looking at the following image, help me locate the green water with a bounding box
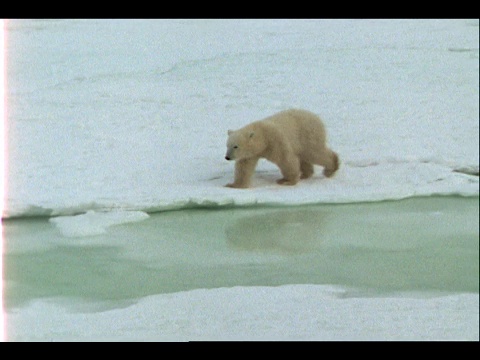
[3,196,479,312]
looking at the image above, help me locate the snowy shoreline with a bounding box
[3,191,479,220]
[7,285,479,341]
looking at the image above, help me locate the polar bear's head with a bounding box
[225,128,263,161]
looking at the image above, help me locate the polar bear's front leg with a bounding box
[226,158,259,189]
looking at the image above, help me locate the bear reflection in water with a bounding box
[225,208,327,253]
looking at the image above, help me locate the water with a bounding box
[5,197,478,312]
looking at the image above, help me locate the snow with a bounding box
[3,19,479,341]
[48,210,149,237]
[7,285,479,341]
[4,19,479,218]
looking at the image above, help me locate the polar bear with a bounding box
[225,108,339,188]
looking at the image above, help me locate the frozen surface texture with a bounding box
[7,285,479,341]
[4,19,479,342]
[5,19,479,218]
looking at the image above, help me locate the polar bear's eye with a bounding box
[233,145,239,149]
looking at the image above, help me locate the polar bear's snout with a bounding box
[225,148,235,161]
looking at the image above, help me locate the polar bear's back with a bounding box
[261,108,328,154]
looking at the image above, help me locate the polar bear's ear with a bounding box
[228,130,233,135]
[249,132,255,138]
